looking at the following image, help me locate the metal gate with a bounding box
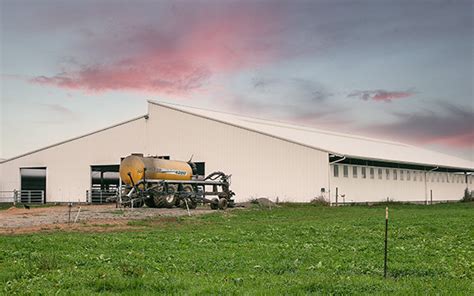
[0,190,45,204]
[86,190,118,204]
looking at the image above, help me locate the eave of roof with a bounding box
[0,115,148,164]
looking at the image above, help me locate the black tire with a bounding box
[210,198,219,210]
[189,198,198,209]
[182,184,193,194]
[132,199,144,208]
[218,198,228,210]
[180,197,197,210]
[144,197,156,208]
[154,195,173,208]
[154,185,177,208]
[177,185,194,207]
[144,189,159,208]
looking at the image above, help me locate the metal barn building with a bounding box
[1,100,472,204]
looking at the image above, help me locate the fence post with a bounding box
[430,190,433,205]
[13,190,17,205]
[28,191,31,204]
[41,191,45,204]
[335,187,338,206]
[384,207,389,278]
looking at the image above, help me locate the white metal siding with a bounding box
[146,104,329,202]
[0,118,147,202]
[329,164,468,203]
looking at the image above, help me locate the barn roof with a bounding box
[152,101,473,171]
[0,115,147,164]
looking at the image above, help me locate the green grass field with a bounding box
[1,203,473,295]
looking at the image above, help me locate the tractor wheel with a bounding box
[154,185,177,208]
[132,199,144,208]
[218,198,228,210]
[180,197,197,209]
[176,185,194,207]
[182,184,194,194]
[210,198,219,210]
[144,197,156,208]
[144,189,159,208]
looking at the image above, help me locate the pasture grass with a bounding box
[1,203,473,295]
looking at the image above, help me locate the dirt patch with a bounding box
[0,204,214,235]
[6,206,24,213]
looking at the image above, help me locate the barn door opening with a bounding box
[90,165,120,203]
[20,167,46,203]
[195,162,205,177]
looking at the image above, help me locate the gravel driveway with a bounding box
[0,204,215,234]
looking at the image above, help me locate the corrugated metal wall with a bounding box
[146,103,329,202]
[0,118,147,202]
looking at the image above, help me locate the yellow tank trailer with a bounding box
[120,154,193,183]
[118,154,234,210]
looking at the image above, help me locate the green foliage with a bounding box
[310,196,330,206]
[461,188,473,202]
[0,203,473,295]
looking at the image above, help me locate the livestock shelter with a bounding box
[1,101,472,204]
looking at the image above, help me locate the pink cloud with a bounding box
[372,90,413,101]
[31,62,212,94]
[424,131,474,148]
[348,89,415,102]
[30,6,283,94]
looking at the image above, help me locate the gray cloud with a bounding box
[219,76,347,129]
[290,78,333,102]
[251,76,277,91]
[250,76,333,102]
[348,89,416,102]
[361,102,474,148]
[41,103,74,116]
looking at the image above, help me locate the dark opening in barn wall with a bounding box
[195,162,205,176]
[328,155,469,173]
[20,167,46,203]
[90,165,120,203]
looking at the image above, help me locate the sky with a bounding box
[1,0,473,161]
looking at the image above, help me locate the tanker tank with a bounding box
[119,154,193,184]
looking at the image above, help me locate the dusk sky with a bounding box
[1,0,473,160]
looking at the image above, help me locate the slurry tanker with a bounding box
[117,154,235,210]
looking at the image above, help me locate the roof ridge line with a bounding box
[149,99,411,147]
[148,100,342,156]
